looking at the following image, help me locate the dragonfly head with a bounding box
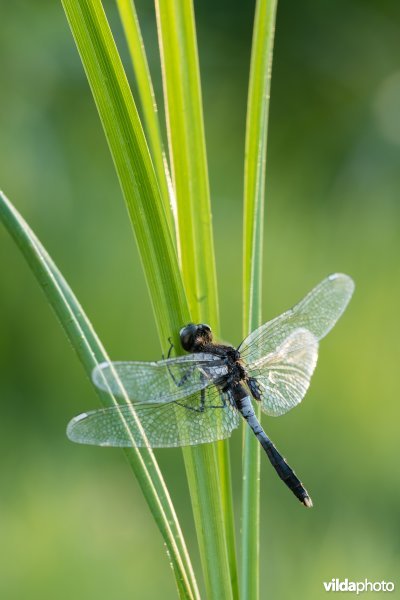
[179,323,213,352]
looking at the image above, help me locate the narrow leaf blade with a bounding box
[242,1,278,599]
[116,0,177,241]
[155,1,237,597]
[0,191,199,600]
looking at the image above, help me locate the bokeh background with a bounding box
[1,0,399,598]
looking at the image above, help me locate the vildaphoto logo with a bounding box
[323,579,395,594]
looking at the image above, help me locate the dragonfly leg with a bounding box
[167,337,174,359]
[167,367,196,388]
[198,386,226,410]
[173,397,204,413]
[174,388,227,412]
[161,337,175,360]
[164,353,197,390]
[207,393,227,409]
[170,377,207,412]
[200,387,206,411]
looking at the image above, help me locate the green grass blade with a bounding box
[215,441,238,597]
[155,2,237,597]
[61,0,186,349]
[115,0,176,240]
[0,191,199,600]
[242,1,278,599]
[154,0,219,323]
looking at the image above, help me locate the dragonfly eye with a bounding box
[179,323,198,351]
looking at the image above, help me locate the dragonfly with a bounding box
[67,273,354,507]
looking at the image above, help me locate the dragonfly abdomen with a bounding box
[234,392,313,508]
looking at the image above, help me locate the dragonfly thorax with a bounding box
[180,324,247,384]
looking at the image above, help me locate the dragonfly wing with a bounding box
[239,273,354,363]
[67,387,240,448]
[92,353,228,404]
[247,328,318,416]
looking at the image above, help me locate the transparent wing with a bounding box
[67,387,240,448]
[248,328,318,416]
[92,353,228,404]
[239,273,354,363]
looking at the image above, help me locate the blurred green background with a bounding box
[1,0,399,598]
